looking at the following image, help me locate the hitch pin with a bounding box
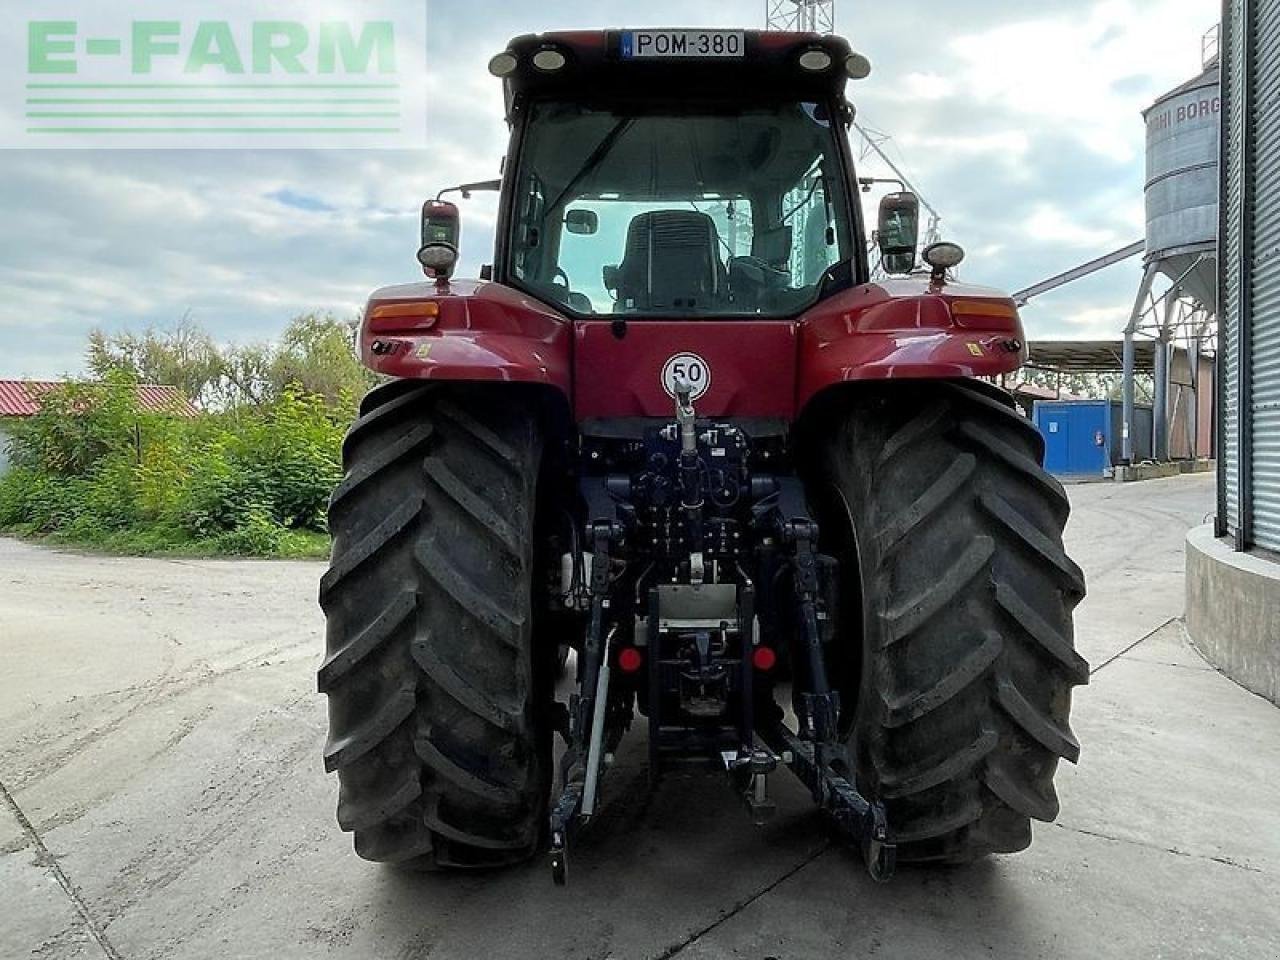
[674,376,697,457]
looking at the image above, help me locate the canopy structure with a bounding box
[1026,340,1158,374]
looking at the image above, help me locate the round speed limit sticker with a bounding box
[661,353,712,401]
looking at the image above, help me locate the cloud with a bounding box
[0,0,1219,377]
[1025,204,1125,251]
[269,189,337,212]
[848,0,1215,339]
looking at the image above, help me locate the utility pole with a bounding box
[766,0,836,33]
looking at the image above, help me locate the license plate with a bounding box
[622,30,745,59]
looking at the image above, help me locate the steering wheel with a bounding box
[554,267,571,288]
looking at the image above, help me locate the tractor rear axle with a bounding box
[548,382,895,885]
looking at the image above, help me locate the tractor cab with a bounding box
[489,31,873,320]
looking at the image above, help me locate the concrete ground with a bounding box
[2,472,1277,960]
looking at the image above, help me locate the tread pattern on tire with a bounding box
[319,380,548,869]
[819,379,1087,863]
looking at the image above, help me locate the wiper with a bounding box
[544,117,634,215]
[781,165,824,224]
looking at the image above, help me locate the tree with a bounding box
[87,316,224,408]
[1017,367,1153,403]
[86,312,378,411]
[268,313,378,407]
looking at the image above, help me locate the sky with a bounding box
[0,0,1217,378]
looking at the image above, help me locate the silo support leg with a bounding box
[1154,336,1170,462]
[1122,334,1137,464]
[1122,263,1159,465]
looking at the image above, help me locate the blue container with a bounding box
[1034,401,1111,476]
[1033,399,1155,475]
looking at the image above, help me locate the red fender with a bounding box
[796,278,1028,413]
[358,277,1027,424]
[360,280,572,397]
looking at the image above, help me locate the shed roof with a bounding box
[1009,383,1086,402]
[0,380,198,418]
[1026,340,1158,374]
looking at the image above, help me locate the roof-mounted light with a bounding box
[418,242,459,283]
[799,48,833,72]
[532,48,567,72]
[488,51,519,77]
[846,53,872,79]
[923,242,966,272]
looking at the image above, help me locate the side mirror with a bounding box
[421,200,460,280]
[565,209,599,235]
[877,191,920,275]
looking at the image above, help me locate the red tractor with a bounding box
[319,29,1087,883]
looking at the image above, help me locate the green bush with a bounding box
[212,508,287,556]
[0,468,89,534]
[7,374,142,476]
[0,378,346,559]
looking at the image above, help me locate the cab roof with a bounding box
[497,31,859,119]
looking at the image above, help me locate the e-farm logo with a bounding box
[4,2,427,149]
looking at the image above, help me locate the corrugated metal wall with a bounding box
[1220,0,1243,537]
[1252,0,1280,548]
[1221,0,1280,553]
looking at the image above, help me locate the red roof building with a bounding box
[0,380,198,418]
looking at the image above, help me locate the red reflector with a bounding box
[752,646,777,672]
[618,647,643,673]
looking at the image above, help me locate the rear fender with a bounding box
[360,280,572,400]
[796,278,1028,414]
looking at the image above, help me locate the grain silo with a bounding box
[1121,40,1219,465]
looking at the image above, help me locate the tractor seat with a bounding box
[606,211,727,312]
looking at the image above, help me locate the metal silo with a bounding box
[1144,61,1220,306]
[1121,37,1220,465]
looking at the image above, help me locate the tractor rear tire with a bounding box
[319,380,551,869]
[816,379,1088,863]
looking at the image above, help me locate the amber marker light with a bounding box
[369,301,440,330]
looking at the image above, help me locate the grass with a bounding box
[2,524,332,561]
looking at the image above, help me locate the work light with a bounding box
[799,49,833,72]
[417,243,459,280]
[923,242,966,271]
[532,48,567,72]
[846,53,872,79]
[488,51,519,77]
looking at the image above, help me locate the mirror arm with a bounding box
[858,176,906,195]
[437,179,503,202]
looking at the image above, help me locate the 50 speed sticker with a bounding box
[661,353,711,401]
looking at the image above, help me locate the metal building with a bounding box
[1121,35,1220,465]
[1218,0,1280,552]
[1185,1,1280,709]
